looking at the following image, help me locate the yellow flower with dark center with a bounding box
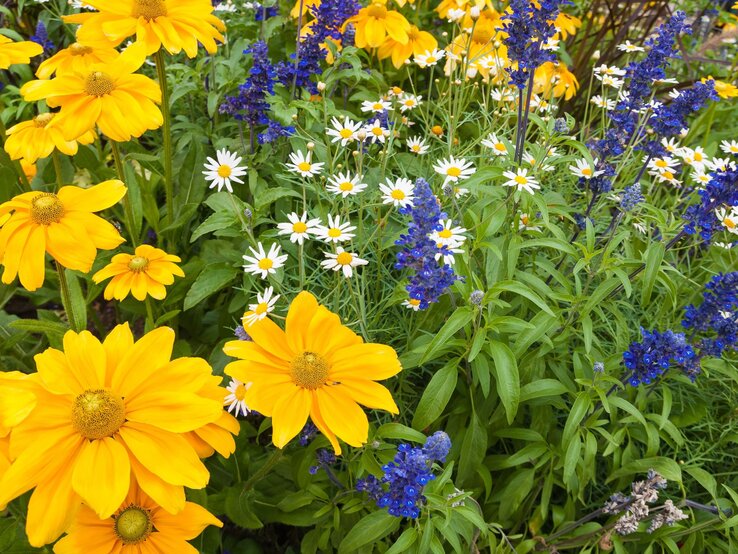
[223,291,401,455]
[0,324,227,546]
[347,0,411,49]
[92,244,184,301]
[0,36,43,69]
[20,43,162,142]
[36,40,119,79]
[64,0,226,57]
[5,113,96,164]
[378,24,437,69]
[53,480,222,554]
[0,180,126,291]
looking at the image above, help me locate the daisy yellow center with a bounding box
[514,175,528,185]
[258,258,273,270]
[694,152,703,162]
[339,128,353,138]
[662,171,674,180]
[69,43,93,56]
[85,71,114,97]
[409,299,420,306]
[521,215,530,225]
[336,252,353,265]
[366,3,387,18]
[290,352,329,390]
[494,143,506,151]
[404,99,415,107]
[234,383,247,401]
[725,218,736,229]
[339,181,354,191]
[655,160,668,168]
[127,256,149,272]
[438,229,452,238]
[72,389,126,440]
[391,189,406,200]
[114,506,153,545]
[255,302,269,314]
[30,193,64,226]
[446,167,462,177]
[426,56,437,63]
[372,127,384,136]
[33,113,54,127]
[391,87,403,95]
[131,0,168,20]
[581,167,592,176]
[372,103,384,110]
[298,161,312,172]
[217,164,232,178]
[411,145,421,152]
[327,228,341,238]
[292,221,308,233]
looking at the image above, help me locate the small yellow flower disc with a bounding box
[446,167,461,177]
[131,0,168,19]
[85,71,115,97]
[127,256,149,272]
[258,258,273,270]
[114,506,153,545]
[69,43,93,56]
[336,252,353,265]
[290,352,329,390]
[217,164,232,178]
[297,162,312,172]
[292,222,307,233]
[30,193,64,226]
[71,389,126,440]
[391,189,405,200]
[327,228,341,238]
[33,113,54,127]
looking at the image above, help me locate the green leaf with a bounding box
[338,511,400,554]
[490,280,554,316]
[685,466,717,498]
[562,392,590,446]
[641,242,664,304]
[488,341,519,424]
[607,457,682,484]
[191,210,238,242]
[224,488,263,529]
[563,433,581,488]
[183,264,238,311]
[419,307,473,364]
[9,319,68,338]
[65,269,87,332]
[519,379,568,402]
[458,413,487,484]
[385,528,417,554]
[412,361,458,430]
[375,423,426,444]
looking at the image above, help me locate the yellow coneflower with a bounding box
[20,43,162,142]
[65,0,226,57]
[223,291,401,455]
[5,113,96,164]
[378,25,437,68]
[0,180,126,291]
[347,0,411,49]
[36,39,119,79]
[0,36,43,69]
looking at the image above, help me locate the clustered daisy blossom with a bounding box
[321,247,368,278]
[203,148,247,193]
[242,242,288,278]
[502,168,541,195]
[243,286,280,326]
[277,211,321,245]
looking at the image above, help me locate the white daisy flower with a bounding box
[276,211,321,245]
[502,168,541,195]
[320,247,368,278]
[434,241,464,265]
[242,242,288,279]
[633,222,648,234]
[407,136,429,155]
[326,116,362,146]
[203,148,247,193]
[481,133,509,156]
[661,137,680,153]
[518,212,541,232]
[569,158,603,180]
[692,171,712,187]
[491,88,516,103]
[447,7,465,21]
[617,40,645,52]
[363,119,390,144]
[720,140,738,155]
[403,298,422,311]
[594,64,626,77]
[453,186,470,198]
[707,157,737,172]
[715,207,738,235]
[414,48,445,68]
[399,94,422,112]
[522,152,555,172]
[654,169,681,186]
[542,37,560,51]
[224,378,250,417]
[601,75,624,89]
[379,177,415,208]
[326,172,367,197]
[679,146,707,168]
[286,150,324,177]
[590,95,616,110]
[714,241,734,250]
[314,214,356,243]
[647,156,679,175]
[654,77,678,85]
[387,86,405,97]
[431,219,467,247]
[400,115,415,128]
[243,286,280,327]
[360,99,391,113]
[433,156,476,184]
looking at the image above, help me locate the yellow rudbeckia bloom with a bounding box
[224,291,401,455]
[291,0,320,18]
[64,0,226,57]
[92,244,184,301]
[5,113,96,164]
[378,25,437,68]
[0,180,126,291]
[347,0,411,49]
[36,40,119,79]
[54,481,222,554]
[0,324,227,546]
[184,376,240,459]
[0,36,43,69]
[534,61,579,100]
[20,43,162,142]
[702,76,738,99]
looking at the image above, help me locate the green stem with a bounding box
[154,50,174,238]
[145,297,155,331]
[52,151,64,188]
[243,449,283,492]
[110,141,139,247]
[56,262,81,332]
